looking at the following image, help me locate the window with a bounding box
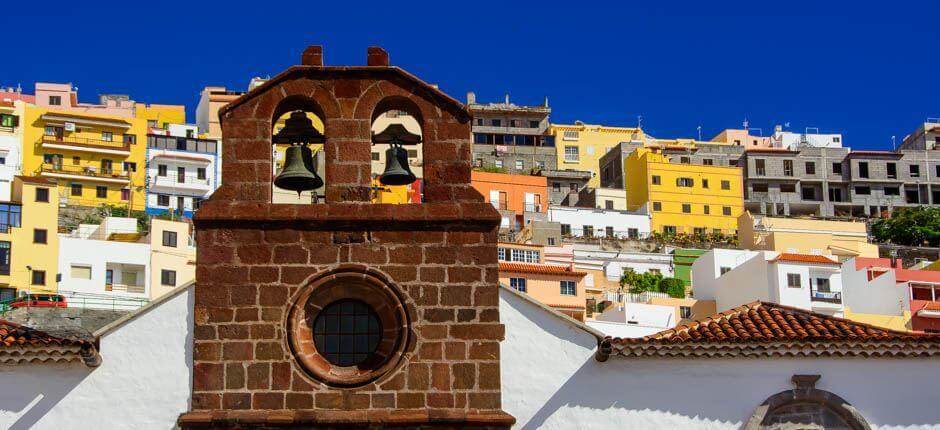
[783,159,793,176]
[96,186,107,198]
[679,156,690,164]
[490,119,501,127]
[35,188,49,202]
[832,136,841,143]
[48,95,61,105]
[0,242,10,275]
[123,134,136,144]
[722,206,732,216]
[628,228,639,239]
[677,177,694,187]
[910,164,921,178]
[106,269,114,285]
[177,196,185,211]
[702,179,709,188]
[177,167,186,183]
[703,205,710,215]
[752,183,768,193]
[605,200,614,210]
[564,146,579,162]
[514,160,524,170]
[729,159,739,167]
[786,273,801,288]
[887,163,897,179]
[71,265,92,280]
[755,159,766,176]
[0,113,18,128]
[858,161,869,178]
[33,229,47,244]
[720,266,732,275]
[161,269,177,286]
[101,159,113,174]
[679,306,692,319]
[560,280,576,296]
[815,277,831,293]
[71,183,82,196]
[157,194,170,206]
[121,188,131,201]
[780,184,796,193]
[494,159,503,169]
[163,230,178,247]
[561,224,571,236]
[652,175,661,185]
[854,186,871,195]
[884,186,900,196]
[158,164,167,176]
[832,162,842,175]
[801,187,816,201]
[0,204,22,230]
[682,204,691,213]
[529,120,539,128]
[535,160,545,169]
[31,270,46,285]
[509,278,527,293]
[371,152,380,161]
[552,182,561,192]
[702,158,713,166]
[72,156,80,165]
[805,161,816,175]
[662,226,677,235]
[605,226,614,237]
[510,120,520,128]
[721,180,730,190]
[311,299,381,366]
[101,131,113,142]
[569,183,578,192]
[508,248,539,263]
[563,130,579,140]
[123,162,136,172]
[652,202,662,211]
[583,225,594,237]
[936,165,940,178]
[693,227,706,236]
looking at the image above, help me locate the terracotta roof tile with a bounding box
[0,319,87,348]
[498,262,586,277]
[604,302,940,359]
[771,253,840,265]
[0,319,98,366]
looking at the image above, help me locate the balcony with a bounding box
[39,163,132,184]
[149,174,212,193]
[40,135,131,156]
[105,283,146,294]
[810,290,843,312]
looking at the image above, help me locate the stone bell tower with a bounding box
[178,46,514,428]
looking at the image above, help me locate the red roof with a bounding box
[921,302,940,311]
[605,302,940,358]
[499,262,586,277]
[770,253,840,265]
[854,257,893,270]
[852,257,940,284]
[0,319,88,348]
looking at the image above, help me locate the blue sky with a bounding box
[4,1,940,149]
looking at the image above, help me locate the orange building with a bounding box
[499,261,587,320]
[471,171,547,231]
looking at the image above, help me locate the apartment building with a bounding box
[841,257,940,332]
[601,147,744,235]
[21,83,185,211]
[769,125,844,150]
[549,205,651,240]
[146,124,220,217]
[0,100,24,200]
[737,212,877,259]
[0,177,59,299]
[196,85,247,139]
[148,218,195,300]
[497,242,587,320]
[468,93,554,174]
[552,122,645,187]
[711,128,769,148]
[471,170,547,231]
[537,169,592,206]
[692,249,845,317]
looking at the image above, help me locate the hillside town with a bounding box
[1,45,940,429]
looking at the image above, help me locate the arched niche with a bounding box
[369,96,425,204]
[745,375,871,430]
[271,95,327,204]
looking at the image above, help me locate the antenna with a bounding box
[892,135,896,150]
[637,115,643,130]
[697,125,702,141]
[742,118,749,130]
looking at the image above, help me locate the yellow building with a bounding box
[737,212,878,260]
[551,123,645,187]
[624,148,744,235]
[0,177,60,297]
[149,218,196,300]
[21,83,184,211]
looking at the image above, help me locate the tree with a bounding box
[657,277,686,298]
[619,270,663,294]
[871,206,940,247]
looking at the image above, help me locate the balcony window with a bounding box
[509,277,527,293]
[123,162,136,172]
[529,120,540,128]
[680,156,690,164]
[101,131,113,142]
[781,184,796,193]
[490,119,501,127]
[802,187,816,201]
[123,134,136,144]
[703,158,713,166]
[101,159,113,175]
[72,156,80,165]
[0,205,23,230]
[560,280,576,296]
[198,168,207,180]
[158,165,167,177]
[475,119,483,126]
[563,130,579,141]
[510,120,520,128]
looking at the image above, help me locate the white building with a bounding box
[572,244,674,279]
[587,300,677,338]
[145,125,220,218]
[770,125,843,149]
[549,205,650,239]
[0,100,24,201]
[692,249,844,316]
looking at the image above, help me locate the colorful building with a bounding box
[0,99,25,200]
[149,218,195,300]
[471,171,547,231]
[21,83,185,211]
[498,241,587,320]
[0,176,59,298]
[623,148,745,235]
[737,211,877,259]
[550,123,645,187]
[672,248,705,289]
[842,257,940,332]
[146,125,220,217]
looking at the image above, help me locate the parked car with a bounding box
[10,294,68,309]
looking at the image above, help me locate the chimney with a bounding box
[366,46,389,66]
[504,93,510,104]
[544,96,549,107]
[301,45,323,66]
[467,91,476,105]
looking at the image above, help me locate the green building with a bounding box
[672,248,705,292]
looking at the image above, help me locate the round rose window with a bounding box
[312,300,382,366]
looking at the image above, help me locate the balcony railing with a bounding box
[604,290,674,304]
[105,283,146,294]
[810,290,842,304]
[40,135,131,151]
[524,203,543,213]
[40,163,132,181]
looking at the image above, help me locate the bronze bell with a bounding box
[373,124,421,186]
[275,145,323,194]
[380,146,417,186]
[273,111,325,145]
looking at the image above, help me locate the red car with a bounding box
[10,294,68,309]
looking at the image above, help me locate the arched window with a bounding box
[370,97,424,204]
[745,375,871,430]
[271,96,326,204]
